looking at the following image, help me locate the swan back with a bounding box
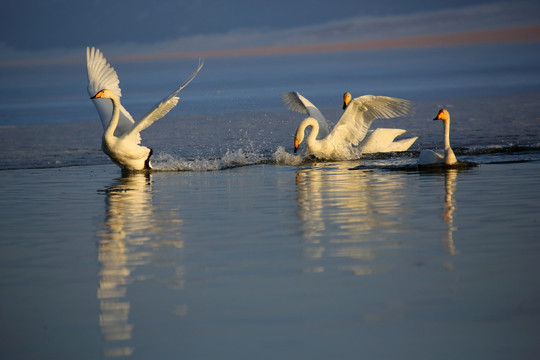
[419,149,444,164]
[360,128,418,154]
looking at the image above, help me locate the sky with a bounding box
[2,0,535,51]
[0,0,539,67]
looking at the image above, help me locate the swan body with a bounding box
[282,92,414,159]
[418,109,457,165]
[359,128,418,154]
[87,47,203,171]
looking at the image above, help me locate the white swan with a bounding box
[86,47,203,170]
[418,109,458,165]
[282,92,414,159]
[359,128,418,154]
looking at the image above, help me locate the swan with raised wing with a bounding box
[418,109,457,165]
[282,92,414,159]
[87,47,203,171]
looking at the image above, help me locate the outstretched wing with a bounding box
[327,95,412,146]
[281,92,329,139]
[86,47,135,135]
[127,58,204,138]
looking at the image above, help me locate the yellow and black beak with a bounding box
[343,92,352,110]
[294,137,300,153]
[90,90,104,99]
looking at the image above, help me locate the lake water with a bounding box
[1,41,540,359]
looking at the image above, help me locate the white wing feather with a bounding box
[327,95,412,146]
[127,58,204,138]
[86,47,135,136]
[281,92,329,139]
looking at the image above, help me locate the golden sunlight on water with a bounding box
[443,170,458,254]
[295,164,461,275]
[441,169,458,271]
[295,163,411,275]
[97,173,184,357]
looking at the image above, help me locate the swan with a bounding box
[282,91,414,159]
[87,47,203,171]
[418,109,457,165]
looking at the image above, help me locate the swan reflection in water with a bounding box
[97,172,184,357]
[295,163,411,275]
[295,163,461,275]
[441,169,458,269]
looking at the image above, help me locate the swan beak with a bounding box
[343,92,352,110]
[294,138,300,153]
[91,90,104,99]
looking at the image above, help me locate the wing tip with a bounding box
[280,91,308,114]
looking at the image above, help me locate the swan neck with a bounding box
[105,95,120,139]
[302,118,320,144]
[443,118,451,150]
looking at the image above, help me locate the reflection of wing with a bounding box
[281,92,329,139]
[86,47,135,136]
[328,95,412,146]
[128,58,204,137]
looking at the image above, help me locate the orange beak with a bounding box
[343,92,352,110]
[294,137,300,153]
[91,90,104,99]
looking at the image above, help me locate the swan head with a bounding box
[343,92,352,110]
[434,108,450,122]
[91,89,115,100]
[294,117,319,153]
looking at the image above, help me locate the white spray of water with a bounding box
[150,146,309,171]
[151,148,266,171]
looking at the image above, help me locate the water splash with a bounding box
[270,146,304,166]
[151,148,265,171]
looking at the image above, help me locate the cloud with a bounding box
[1,2,538,66]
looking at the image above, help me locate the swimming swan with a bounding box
[418,109,457,165]
[282,92,414,159]
[86,47,203,170]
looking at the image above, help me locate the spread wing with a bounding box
[327,95,412,146]
[281,91,329,139]
[86,47,135,136]
[127,58,204,138]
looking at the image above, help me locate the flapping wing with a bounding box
[86,47,135,135]
[327,95,412,146]
[281,92,329,139]
[127,58,204,138]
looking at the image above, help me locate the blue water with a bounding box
[2,42,540,126]
[1,42,540,171]
[1,40,540,359]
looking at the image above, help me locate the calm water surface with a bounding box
[1,161,539,359]
[1,39,540,359]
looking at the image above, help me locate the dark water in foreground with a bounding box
[1,161,539,359]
